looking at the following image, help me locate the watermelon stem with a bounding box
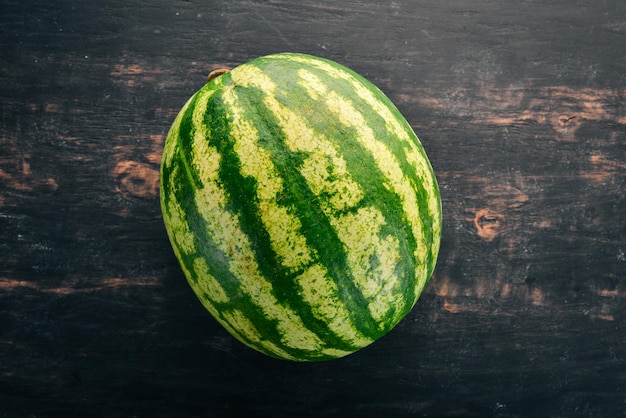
[207,68,231,83]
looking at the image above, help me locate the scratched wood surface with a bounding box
[1,0,625,416]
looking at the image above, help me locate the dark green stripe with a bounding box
[257,61,420,326]
[296,59,440,291]
[163,88,362,360]
[163,87,312,361]
[174,90,206,190]
[232,73,403,339]
[324,64,441,281]
[267,52,441,277]
[358,95,441,280]
[218,84,364,352]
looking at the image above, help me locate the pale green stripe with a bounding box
[232,64,405,327]
[163,167,228,320]
[222,71,373,348]
[276,54,441,271]
[325,88,430,291]
[161,91,234,321]
[294,67,431,304]
[164,164,197,256]
[222,86,362,355]
[188,90,324,353]
[220,88,314,273]
[296,265,373,348]
[191,257,229,303]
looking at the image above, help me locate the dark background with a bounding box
[1,0,625,416]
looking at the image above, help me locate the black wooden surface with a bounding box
[1,1,625,417]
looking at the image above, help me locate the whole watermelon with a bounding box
[160,53,441,361]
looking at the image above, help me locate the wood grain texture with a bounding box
[1,0,625,416]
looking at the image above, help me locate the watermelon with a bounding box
[160,52,441,361]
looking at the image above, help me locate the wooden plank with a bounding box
[1,0,625,416]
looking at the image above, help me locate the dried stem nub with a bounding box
[207,68,231,83]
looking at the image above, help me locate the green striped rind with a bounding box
[160,53,441,361]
